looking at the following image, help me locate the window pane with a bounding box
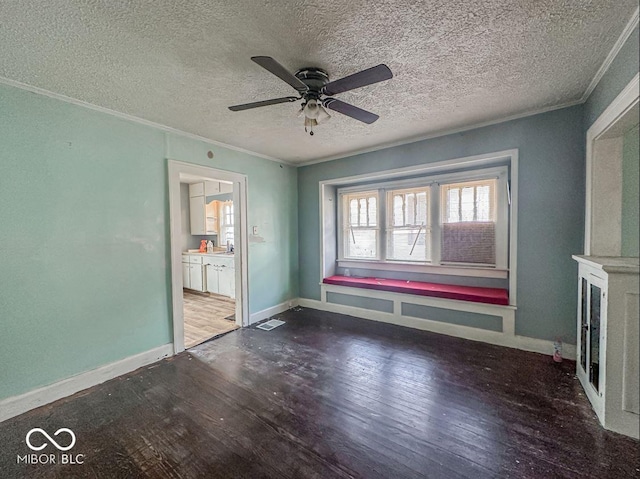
[349,199,358,225]
[358,198,367,226]
[406,193,415,224]
[389,187,429,227]
[345,228,377,258]
[416,192,427,225]
[393,195,403,226]
[460,187,475,221]
[368,197,377,226]
[442,180,496,224]
[476,185,490,221]
[447,188,459,222]
[387,229,429,262]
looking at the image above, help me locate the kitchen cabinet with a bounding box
[189,182,206,235]
[182,262,190,289]
[182,254,205,292]
[189,196,206,235]
[204,255,235,299]
[189,181,229,235]
[573,255,639,438]
[218,264,234,298]
[205,181,233,195]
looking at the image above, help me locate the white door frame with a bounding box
[168,159,250,354]
[584,73,639,255]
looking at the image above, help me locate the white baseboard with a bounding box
[297,298,576,360]
[249,298,299,326]
[0,343,173,423]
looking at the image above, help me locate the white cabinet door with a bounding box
[189,196,205,235]
[218,265,233,298]
[189,264,204,292]
[206,265,220,294]
[182,262,190,289]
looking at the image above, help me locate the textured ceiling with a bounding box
[0,1,636,164]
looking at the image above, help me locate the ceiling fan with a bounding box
[228,56,393,135]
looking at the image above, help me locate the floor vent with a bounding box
[256,319,285,331]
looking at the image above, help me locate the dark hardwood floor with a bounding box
[1,308,638,478]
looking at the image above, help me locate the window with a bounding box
[221,202,234,246]
[342,191,378,259]
[441,179,496,265]
[338,166,508,271]
[387,187,430,262]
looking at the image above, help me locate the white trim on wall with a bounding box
[249,299,299,326]
[318,149,519,306]
[0,344,173,423]
[1,5,635,170]
[584,73,640,254]
[581,7,639,102]
[168,160,251,354]
[299,288,576,360]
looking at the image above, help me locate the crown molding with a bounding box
[299,8,640,168]
[581,6,639,102]
[1,7,637,168]
[296,98,583,167]
[0,76,293,167]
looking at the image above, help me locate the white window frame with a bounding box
[220,201,234,246]
[336,166,510,277]
[385,185,432,262]
[340,190,381,260]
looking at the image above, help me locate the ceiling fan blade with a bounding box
[322,98,379,124]
[323,64,392,96]
[228,96,299,111]
[251,56,308,92]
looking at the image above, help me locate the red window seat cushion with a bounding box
[323,275,509,306]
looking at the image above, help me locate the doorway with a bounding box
[168,160,249,354]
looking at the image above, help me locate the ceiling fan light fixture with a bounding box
[303,99,320,119]
[316,104,331,124]
[302,99,331,132]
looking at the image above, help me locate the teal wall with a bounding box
[584,25,639,128]
[0,21,636,404]
[622,125,640,257]
[0,83,298,401]
[298,105,586,343]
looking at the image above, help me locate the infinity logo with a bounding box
[26,428,76,451]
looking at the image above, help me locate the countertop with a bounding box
[183,250,234,257]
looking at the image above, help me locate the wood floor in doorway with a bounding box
[183,290,237,348]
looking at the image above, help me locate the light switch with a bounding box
[252,226,258,235]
